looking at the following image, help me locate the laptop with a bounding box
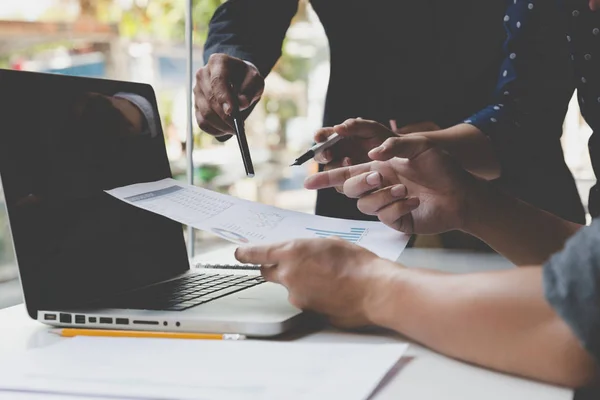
[0,69,303,337]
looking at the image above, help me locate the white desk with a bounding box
[0,249,573,400]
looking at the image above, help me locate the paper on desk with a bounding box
[106,178,410,260]
[0,337,409,400]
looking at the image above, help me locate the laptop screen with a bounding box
[0,70,190,318]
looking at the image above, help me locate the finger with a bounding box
[389,119,398,132]
[314,149,332,164]
[342,171,383,199]
[395,121,440,135]
[314,127,336,143]
[304,162,373,190]
[369,136,433,161]
[235,242,290,265]
[205,55,242,119]
[198,76,236,133]
[323,160,343,172]
[356,185,408,215]
[238,68,265,110]
[333,118,390,139]
[395,124,422,135]
[195,96,234,136]
[260,265,280,284]
[333,159,352,193]
[195,111,222,136]
[202,77,235,126]
[322,160,348,193]
[377,197,420,233]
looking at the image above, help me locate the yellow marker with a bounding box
[50,328,246,341]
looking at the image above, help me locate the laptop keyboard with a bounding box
[113,273,265,311]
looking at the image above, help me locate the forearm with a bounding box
[367,264,597,387]
[462,180,582,265]
[203,0,298,75]
[418,124,500,180]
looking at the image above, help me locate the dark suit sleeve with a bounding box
[203,0,299,77]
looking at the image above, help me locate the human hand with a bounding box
[194,54,264,137]
[313,119,398,192]
[305,135,477,234]
[235,238,397,328]
[314,118,398,167]
[390,120,440,135]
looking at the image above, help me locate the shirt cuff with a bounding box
[463,103,509,136]
[463,104,525,178]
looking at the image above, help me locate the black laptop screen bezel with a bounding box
[0,69,190,319]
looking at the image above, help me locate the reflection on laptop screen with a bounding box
[0,70,189,318]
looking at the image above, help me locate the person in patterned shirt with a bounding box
[236,0,600,394]
[316,0,600,226]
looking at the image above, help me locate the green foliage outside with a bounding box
[77,0,226,43]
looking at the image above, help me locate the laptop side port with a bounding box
[59,313,72,323]
[115,318,129,325]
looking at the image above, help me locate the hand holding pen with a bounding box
[292,119,398,168]
[290,132,344,166]
[194,54,264,139]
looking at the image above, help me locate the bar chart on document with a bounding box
[305,227,367,244]
[106,178,411,260]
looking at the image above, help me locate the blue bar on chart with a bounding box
[305,227,367,244]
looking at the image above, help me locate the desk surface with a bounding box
[0,248,572,400]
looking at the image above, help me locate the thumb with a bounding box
[368,136,434,161]
[333,118,390,139]
[395,121,441,135]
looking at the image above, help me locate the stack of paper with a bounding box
[106,179,410,261]
[0,337,408,400]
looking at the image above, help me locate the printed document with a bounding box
[106,178,410,260]
[0,337,409,400]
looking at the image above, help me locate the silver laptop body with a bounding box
[0,69,302,337]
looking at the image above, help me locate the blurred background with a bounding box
[0,0,594,309]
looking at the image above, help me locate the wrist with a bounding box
[362,258,406,328]
[461,177,497,237]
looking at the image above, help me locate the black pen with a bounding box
[290,133,343,166]
[231,103,255,178]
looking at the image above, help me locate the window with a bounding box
[0,0,328,308]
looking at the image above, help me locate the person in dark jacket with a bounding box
[195,0,584,228]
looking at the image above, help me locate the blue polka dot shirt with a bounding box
[491,0,600,379]
[466,0,600,141]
